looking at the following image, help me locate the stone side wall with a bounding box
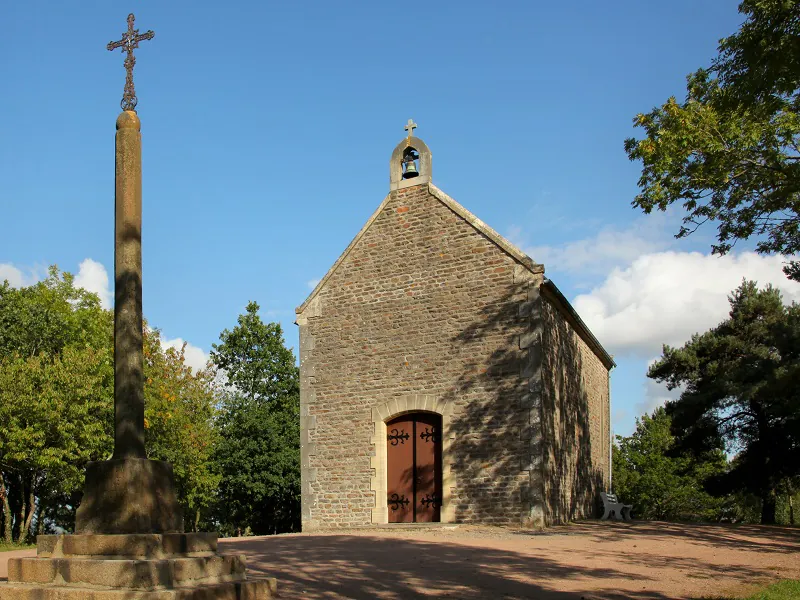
[297,184,537,528]
[539,290,610,525]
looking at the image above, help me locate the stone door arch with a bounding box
[370,395,455,524]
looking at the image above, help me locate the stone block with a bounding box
[421,395,433,412]
[161,534,217,557]
[519,331,538,350]
[1,531,276,599]
[38,533,218,558]
[0,579,277,599]
[75,458,183,534]
[517,298,532,318]
[6,556,57,584]
[520,352,540,379]
[8,555,246,588]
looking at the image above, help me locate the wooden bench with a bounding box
[600,492,633,521]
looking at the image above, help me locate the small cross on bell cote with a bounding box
[390,119,432,191]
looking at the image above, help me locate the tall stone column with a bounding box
[114,109,146,459]
[74,111,183,535]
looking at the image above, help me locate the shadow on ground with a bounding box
[2,522,797,597]
[546,520,800,554]
[225,533,675,600]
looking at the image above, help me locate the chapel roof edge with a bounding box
[295,182,548,317]
[540,278,616,370]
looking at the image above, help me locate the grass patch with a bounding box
[704,580,800,600]
[0,541,34,552]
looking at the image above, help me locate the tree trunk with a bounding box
[16,483,26,543]
[194,509,200,533]
[0,474,12,544]
[21,488,36,543]
[789,495,795,526]
[761,488,777,524]
[34,503,44,537]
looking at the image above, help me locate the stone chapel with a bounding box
[295,122,614,529]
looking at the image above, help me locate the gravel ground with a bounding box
[2,521,798,599]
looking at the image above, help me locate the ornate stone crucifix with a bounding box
[107,13,154,111]
[73,13,183,534]
[105,12,155,462]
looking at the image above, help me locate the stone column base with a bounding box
[75,458,184,534]
[0,532,277,599]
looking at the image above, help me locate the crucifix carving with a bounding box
[405,119,418,138]
[107,13,155,112]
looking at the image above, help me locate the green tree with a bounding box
[0,267,112,358]
[613,407,726,521]
[0,347,113,543]
[144,328,220,531]
[0,266,222,539]
[649,280,800,523]
[625,1,800,279]
[210,301,299,409]
[0,267,112,543]
[210,302,300,535]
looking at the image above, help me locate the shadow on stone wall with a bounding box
[540,293,604,524]
[441,280,603,525]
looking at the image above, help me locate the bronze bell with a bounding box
[402,157,419,179]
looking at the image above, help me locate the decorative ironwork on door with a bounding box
[420,494,441,508]
[419,427,439,443]
[388,493,410,511]
[387,428,410,445]
[386,412,442,523]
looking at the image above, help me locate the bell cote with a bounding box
[390,119,432,191]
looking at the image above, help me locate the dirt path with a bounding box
[2,521,798,599]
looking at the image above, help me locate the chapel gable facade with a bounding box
[295,125,614,529]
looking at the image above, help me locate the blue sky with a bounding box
[2,1,797,437]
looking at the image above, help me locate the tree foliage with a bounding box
[613,407,727,521]
[0,267,220,540]
[144,328,220,532]
[625,1,800,279]
[0,269,301,539]
[0,267,111,358]
[648,280,800,523]
[0,268,113,542]
[210,302,300,535]
[210,301,299,409]
[0,347,113,542]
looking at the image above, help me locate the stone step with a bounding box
[38,533,218,558]
[0,578,277,599]
[7,554,246,588]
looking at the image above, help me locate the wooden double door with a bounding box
[386,412,442,523]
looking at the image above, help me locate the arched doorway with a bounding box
[386,412,442,523]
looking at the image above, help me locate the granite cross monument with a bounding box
[1,14,277,597]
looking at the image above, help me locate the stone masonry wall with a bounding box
[297,184,537,528]
[539,290,610,525]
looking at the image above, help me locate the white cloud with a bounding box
[161,337,210,374]
[525,213,677,277]
[574,251,800,359]
[0,263,39,287]
[3,259,210,374]
[74,258,112,309]
[0,259,111,307]
[307,278,321,290]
